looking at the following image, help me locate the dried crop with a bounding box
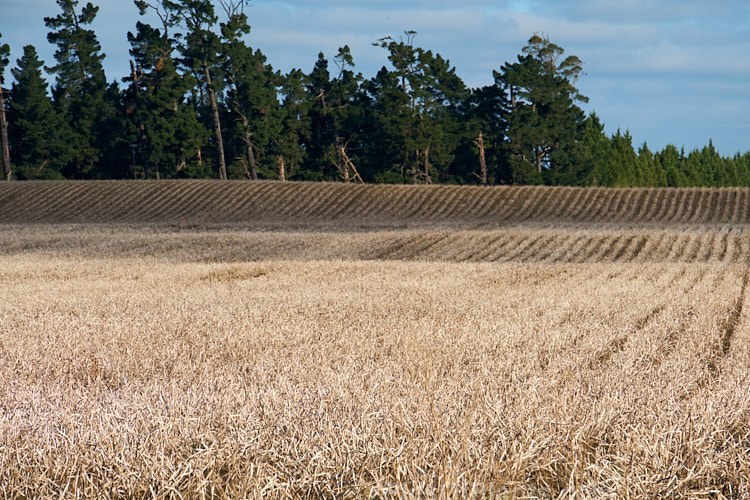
[1,182,749,498]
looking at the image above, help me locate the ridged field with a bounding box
[3,181,750,264]
[1,180,750,226]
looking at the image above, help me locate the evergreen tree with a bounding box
[0,33,11,179]
[305,47,364,181]
[44,0,112,178]
[165,0,230,179]
[553,112,609,186]
[127,1,206,179]
[495,34,586,179]
[306,52,334,177]
[220,8,280,180]
[457,84,510,184]
[373,32,468,183]
[657,144,686,187]
[609,130,639,186]
[275,68,311,180]
[637,143,667,187]
[7,45,72,179]
[361,66,410,183]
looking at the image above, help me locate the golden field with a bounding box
[1,181,750,498]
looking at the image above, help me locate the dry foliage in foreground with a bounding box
[2,249,750,498]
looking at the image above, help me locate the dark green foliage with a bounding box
[495,34,587,179]
[220,11,280,180]
[275,68,311,180]
[125,9,206,179]
[164,0,229,179]
[7,46,72,179]
[44,0,113,178]
[368,32,468,184]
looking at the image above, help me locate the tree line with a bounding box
[0,0,748,186]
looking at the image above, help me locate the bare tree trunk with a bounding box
[277,155,285,182]
[536,148,543,173]
[475,131,487,186]
[0,84,12,180]
[243,129,258,181]
[335,139,349,182]
[229,76,258,181]
[130,60,151,180]
[423,147,432,184]
[335,142,364,184]
[204,66,227,180]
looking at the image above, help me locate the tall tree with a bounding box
[7,45,73,179]
[458,84,511,184]
[495,34,587,177]
[128,1,206,179]
[220,3,280,180]
[305,47,364,181]
[165,0,230,179]
[275,68,311,180]
[373,31,467,183]
[0,33,11,180]
[44,0,111,178]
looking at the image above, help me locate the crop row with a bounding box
[1,225,748,264]
[2,181,750,225]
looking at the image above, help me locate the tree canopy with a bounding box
[0,4,747,187]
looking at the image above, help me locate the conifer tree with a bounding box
[657,144,686,187]
[164,0,229,179]
[457,84,510,185]
[361,66,410,183]
[637,143,667,187]
[220,5,281,180]
[495,34,586,177]
[306,47,364,181]
[7,45,72,179]
[44,0,111,178]
[128,1,206,179]
[275,68,311,179]
[373,32,467,183]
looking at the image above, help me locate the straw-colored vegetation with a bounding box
[2,182,750,498]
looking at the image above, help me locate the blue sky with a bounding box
[2,0,750,155]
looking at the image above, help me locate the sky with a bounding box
[2,0,750,156]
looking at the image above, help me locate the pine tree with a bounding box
[127,1,206,179]
[305,47,364,181]
[457,84,510,185]
[637,143,667,187]
[361,66,411,183]
[44,0,111,178]
[657,144,685,187]
[609,130,639,186]
[220,7,280,180]
[7,45,72,179]
[275,68,311,180]
[373,32,468,183]
[164,0,229,179]
[495,34,586,178]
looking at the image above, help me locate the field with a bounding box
[2,181,750,498]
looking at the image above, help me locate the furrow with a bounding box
[569,187,599,221]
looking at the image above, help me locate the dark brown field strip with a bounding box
[5,182,750,227]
